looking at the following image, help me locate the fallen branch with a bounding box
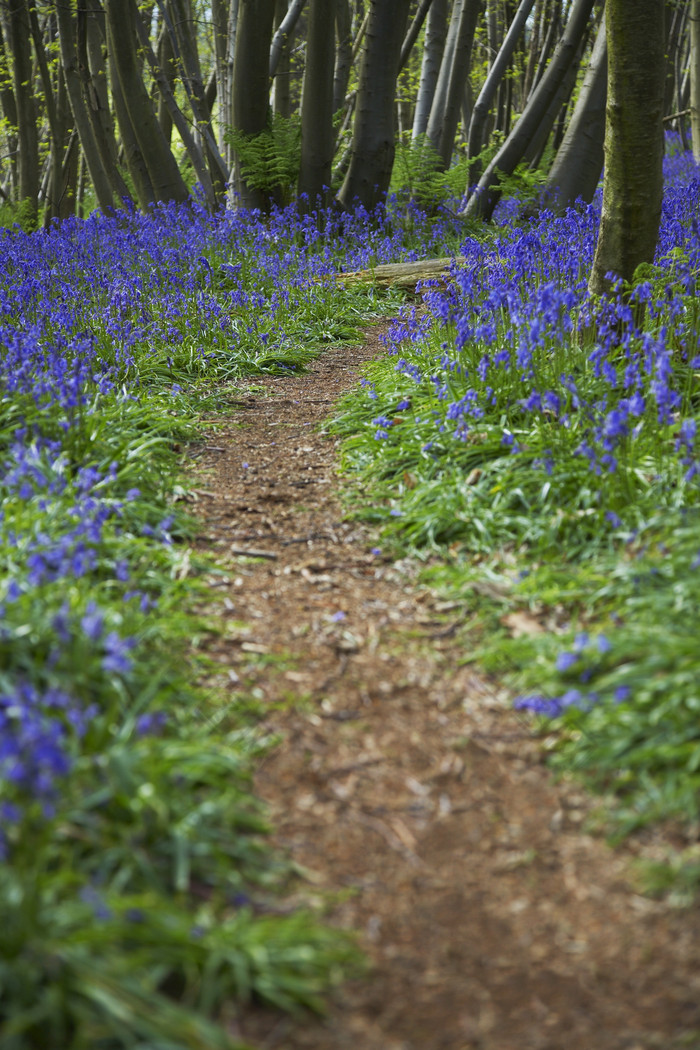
[336,256,466,290]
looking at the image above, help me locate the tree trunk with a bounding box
[133,9,216,207]
[399,0,436,72]
[337,0,411,210]
[426,0,484,170]
[156,22,176,143]
[333,0,352,116]
[165,0,227,200]
[298,0,335,208]
[543,12,606,212]
[0,16,19,201]
[232,0,276,209]
[467,0,536,181]
[8,0,39,226]
[271,0,292,118]
[461,0,596,220]
[412,0,447,141]
[269,0,306,77]
[105,0,189,206]
[588,0,665,296]
[55,0,116,212]
[691,0,700,162]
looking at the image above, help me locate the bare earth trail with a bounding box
[192,328,700,1050]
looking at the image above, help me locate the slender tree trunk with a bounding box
[333,0,352,116]
[133,10,216,207]
[337,0,411,210]
[543,12,606,212]
[55,0,116,212]
[589,0,665,296]
[271,0,292,118]
[165,0,226,200]
[467,0,536,181]
[8,0,39,226]
[269,0,306,77]
[81,1,133,203]
[399,0,436,72]
[156,23,176,143]
[0,17,18,201]
[426,0,484,169]
[105,0,189,206]
[298,0,334,208]
[462,0,595,220]
[690,0,700,162]
[412,0,447,141]
[232,0,276,209]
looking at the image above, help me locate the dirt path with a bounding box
[192,327,700,1050]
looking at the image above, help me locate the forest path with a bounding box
[192,326,700,1050]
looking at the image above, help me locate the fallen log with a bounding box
[336,255,466,290]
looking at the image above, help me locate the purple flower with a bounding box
[555,651,578,672]
[80,601,104,641]
[102,631,135,675]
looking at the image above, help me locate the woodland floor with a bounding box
[191,325,700,1050]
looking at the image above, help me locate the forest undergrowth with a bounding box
[1,133,700,1045]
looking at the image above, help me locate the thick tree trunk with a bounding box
[691,0,700,162]
[0,17,18,200]
[8,0,39,226]
[544,13,606,212]
[426,0,484,169]
[461,0,596,220]
[589,0,665,295]
[412,0,447,141]
[232,0,276,209]
[271,0,292,118]
[467,0,536,182]
[337,0,411,210]
[298,0,335,208]
[105,0,189,207]
[156,23,176,144]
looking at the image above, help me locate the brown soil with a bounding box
[191,326,700,1050]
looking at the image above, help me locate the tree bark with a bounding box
[461,0,596,220]
[589,0,665,295]
[298,0,335,208]
[55,0,116,212]
[426,0,484,170]
[105,0,189,207]
[333,0,352,116]
[467,0,536,182]
[232,0,276,209]
[269,0,306,77]
[337,0,411,210]
[7,0,39,225]
[543,12,606,212]
[691,0,700,162]
[412,0,447,141]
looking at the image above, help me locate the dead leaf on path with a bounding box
[501,610,546,637]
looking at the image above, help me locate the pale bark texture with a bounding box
[425,0,484,169]
[544,13,606,212]
[232,0,276,209]
[462,0,596,220]
[412,0,447,141]
[105,0,189,206]
[467,0,536,183]
[298,0,335,207]
[691,0,700,162]
[589,0,665,295]
[337,0,411,210]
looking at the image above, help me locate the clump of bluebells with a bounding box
[331,135,700,835]
[2,195,457,1045]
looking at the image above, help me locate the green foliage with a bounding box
[390,135,472,209]
[226,114,301,204]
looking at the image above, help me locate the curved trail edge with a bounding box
[192,326,700,1050]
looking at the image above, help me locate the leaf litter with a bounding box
[191,326,700,1050]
